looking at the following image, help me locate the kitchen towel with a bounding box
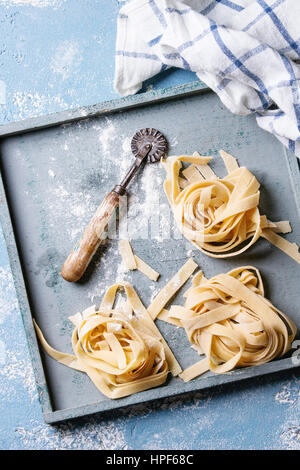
[114,0,300,157]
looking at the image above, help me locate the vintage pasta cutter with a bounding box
[61,128,168,282]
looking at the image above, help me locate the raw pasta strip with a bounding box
[260,216,291,234]
[182,165,203,183]
[197,164,217,180]
[34,282,181,399]
[183,270,204,298]
[162,150,300,263]
[118,239,160,281]
[118,240,137,270]
[179,358,210,382]
[179,177,190,189]
[219,149,239,173]
[261,230,300,263]
[157,308,182,327]
[166,266,296,382]
[177,153,212,165]
[147,258,198,320]
[134,255,160,282]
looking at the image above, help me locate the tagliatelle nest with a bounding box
[166,266,297,381]
[34,283,181,399]
[162,150,300,263]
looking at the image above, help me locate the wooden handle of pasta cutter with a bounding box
[61,188,124,282]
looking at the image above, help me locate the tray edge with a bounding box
[0,80,209,138]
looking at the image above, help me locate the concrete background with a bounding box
[0,0,299,450]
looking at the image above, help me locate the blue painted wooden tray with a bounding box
[0,81,299,424]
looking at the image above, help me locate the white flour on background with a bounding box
[5,0,66,7]
[12,92,68,121]
[275,378,300,449]
[15,417,127,450]
[51,41,82,81]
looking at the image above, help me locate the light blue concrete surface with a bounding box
[0,0,299,450]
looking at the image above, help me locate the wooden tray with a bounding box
[0,81,299,423]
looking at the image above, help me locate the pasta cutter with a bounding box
[61,128,168,282]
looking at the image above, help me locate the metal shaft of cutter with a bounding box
[114,144,151,194]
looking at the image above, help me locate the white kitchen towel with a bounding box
[114,0,300,157]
